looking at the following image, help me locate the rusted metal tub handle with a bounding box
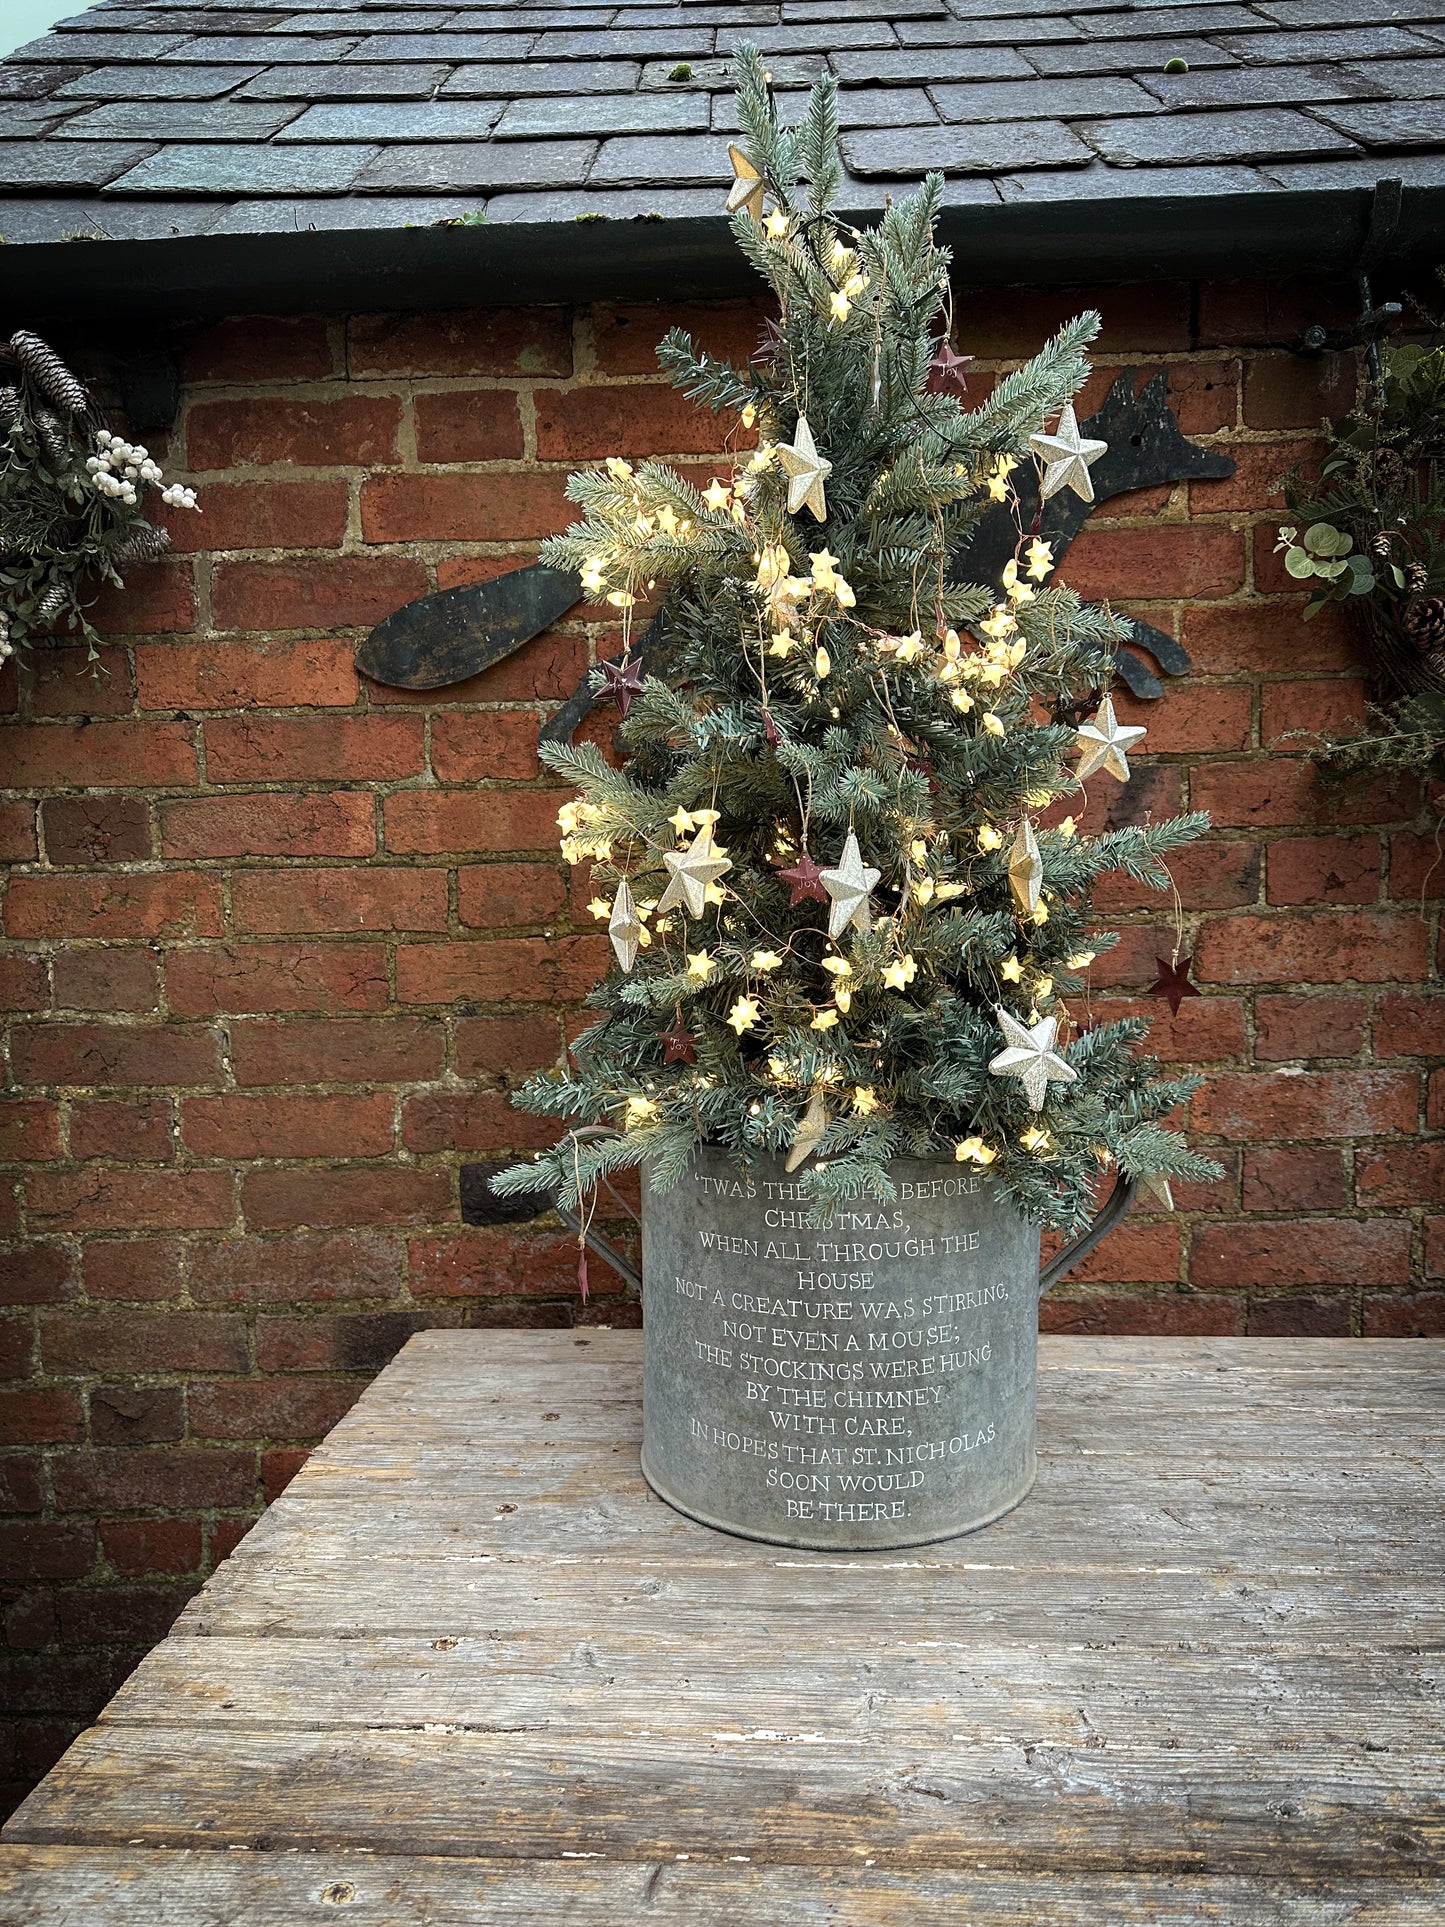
[1037,1172,1137,1297]
[553,1127,644,1292]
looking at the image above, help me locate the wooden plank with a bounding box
[181,1564,1437,1647]
[3,1846,1438,1926]
[8,1723,1441,1876]
[93,1633,1445,1752]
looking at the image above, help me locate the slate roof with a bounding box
[1,0,1443,308]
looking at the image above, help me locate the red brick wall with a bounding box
[0,278,1439,1806]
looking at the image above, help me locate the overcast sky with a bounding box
[2,1,79,61]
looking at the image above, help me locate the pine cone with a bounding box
[0,386,18,431]
[33,408,68,466]
[111,526,171,568]
[1403,595,1445,652]
[1371,531,1392,558]
[34,581,69,627]
[1407,561,1429,595]
[9,331,88,416]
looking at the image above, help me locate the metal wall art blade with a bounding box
[955,368,1236,700]
[355,563,581,691]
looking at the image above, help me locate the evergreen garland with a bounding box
[496,48,1219,1232]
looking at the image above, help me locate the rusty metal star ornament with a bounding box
[1075,694,1147,783]
[929,340,972,393]
[785,1090,830,1173]
[725,144,765,225]
[988,1006,1078,1112]
[1008,816,1042,918]
[1029,401,1108,504]
[657,824,732,918]
[776,413,832,521]
[776,851,828,907]
[599,654,645,718]
[658,1014,697,1065]
[608,878,643,973]
[1148,954,1200,1018]
[820,831,881,940]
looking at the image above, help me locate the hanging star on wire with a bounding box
[599,655,645,718]
[1075,694,1147,783]
[776,413,832,521]
[820,831,881,940]
[1029,401,1108,503]
[608,878,642,973]
[657,824,732,918]
[928,340,973,393]
[753,315,785,367]
[658,1014,697,1065]
[775,851,828,906]
[1008,817,1042,918]
[785,1090,830,1173]
[988,1006,1079,1112]
[1148,954,1200,1018]
[725,143,765,225]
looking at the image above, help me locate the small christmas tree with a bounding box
[496,48,1218,1232]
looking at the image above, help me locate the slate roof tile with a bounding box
[1023,40,1240,76]
[238,63,455,99]
[55,62,265,96]
[842,119,1094,174]
[355,137,596,189]
[999,160,1272,201]
[445,61,644,96]
[275,101,505,139]
[1140,62,1386,108]
[497,91,711,135]
[0,194,228,239]
[1314,96,1445,143]
[344,33,536,60]
[1081,104,1360,165]
[893,16,1080,45]
[208,192,487,230]
[1212,27,1440,61]
[1078,7,1269,38]
[1346,55,1445,98]
[712,84,938,128]
[0,63,73,99]
[0,138,156,187]
[932,75,1161,122]
[9,31,187,60]
[161,34,364,59]
[57,99,301,138]
[640,53,825,88]
[107,140,376,192]
[533,29,718,58]
[830,47,1033,81]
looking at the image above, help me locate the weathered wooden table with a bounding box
[2,1333,1441,1923]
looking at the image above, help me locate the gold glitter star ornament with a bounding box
[776,414,832,521]
[1008,817,1042,917]
[820,831,881,940]
[988,1006,1078,1112]
[657,825,732,918]
[1075,694,1147,783]
[785,1090,830,1172]
[607,879,643,973]
[1029,402,1107,503]
[725,144,765,224]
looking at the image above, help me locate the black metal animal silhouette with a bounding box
[355,369,1234,722]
